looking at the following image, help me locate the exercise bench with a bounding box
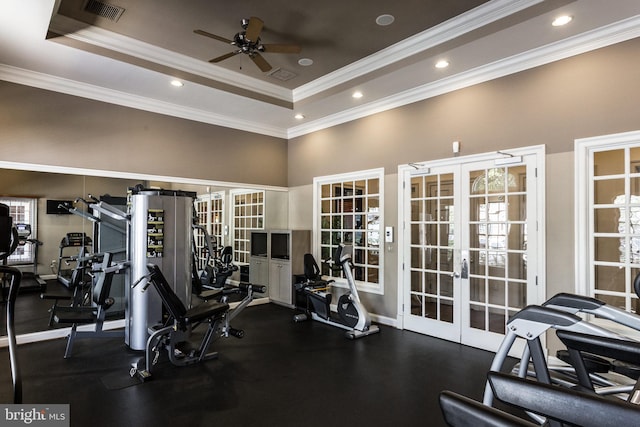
[131,264,230,381]
[51,252,125,358]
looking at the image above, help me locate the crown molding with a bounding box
[3,15,639,140]
[287,15,640,139]
[49,0,539,105]
[0,64,288,138]
[48,13,293,103]
[292,0,542,101]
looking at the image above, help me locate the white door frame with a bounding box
[396,145,546,339]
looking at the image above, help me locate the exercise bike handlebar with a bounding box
[322,257,349,273]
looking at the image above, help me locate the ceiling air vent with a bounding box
[83,0,125,22]
[268,68,297,82]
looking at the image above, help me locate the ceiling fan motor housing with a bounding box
[234,32,264,54]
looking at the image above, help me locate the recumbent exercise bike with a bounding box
[294,243,379,339]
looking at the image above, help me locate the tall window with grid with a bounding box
[315,169,384,293]
[193,192,225,271]
[0,197,37,264]
[589,145,640,313]
[232,190,264,264]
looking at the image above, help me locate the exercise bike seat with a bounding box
[302,253,334,287]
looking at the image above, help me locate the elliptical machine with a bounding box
[1,203,23,403]
[293,243,380,339]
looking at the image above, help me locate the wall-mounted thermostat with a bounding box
[385,226,394,243]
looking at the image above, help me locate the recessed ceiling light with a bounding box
[298,58,313,66]
[294,113,305,120]
[435,60,449,69]
[170,79,184,87]
[376,14,395,26]
[552,15,573,27]
[352,91,363,99]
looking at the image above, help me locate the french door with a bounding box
[401,148,544,352]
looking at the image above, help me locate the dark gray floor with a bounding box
[0,299,510,427]
[1,277,84,336]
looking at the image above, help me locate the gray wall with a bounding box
[0,81,288,187]
[288,37,640,185]
[288,37,640,320]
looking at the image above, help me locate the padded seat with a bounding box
[183,299,228,324]
[54,308,101,324]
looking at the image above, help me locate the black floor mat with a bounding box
[100,370,141,390]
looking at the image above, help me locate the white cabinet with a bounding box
[248,230,310,306]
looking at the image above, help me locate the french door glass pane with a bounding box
[410,173,454,323]
[468,165,527,333]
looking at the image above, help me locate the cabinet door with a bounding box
[278,262,292,304]
[269,260,292,304]
[250,257,269,287]
[269,262,283,302]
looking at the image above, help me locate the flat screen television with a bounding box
[250,232,268,257]
[270,233,290,260]
[46,199,73,215]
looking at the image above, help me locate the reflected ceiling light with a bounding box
[552,15,573,26]
[294,113,305,120]
[352,91,363,99]
[376,14,395,26]
[435,60,449,69]
[298,58,313,66]
[170,79,184,87]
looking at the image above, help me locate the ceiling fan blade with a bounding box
[250,53,272,72]
[194,29,233,45]
[209,51,240,63]
[262,44,302,54]
[245,17,264,42]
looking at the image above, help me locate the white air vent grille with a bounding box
[84,0,125,22]
[268,68,297,82]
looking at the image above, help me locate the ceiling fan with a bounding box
[194,17,302,72]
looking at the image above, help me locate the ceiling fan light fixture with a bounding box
[376,14,395,26]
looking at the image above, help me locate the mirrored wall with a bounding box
[0,165,288,338]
